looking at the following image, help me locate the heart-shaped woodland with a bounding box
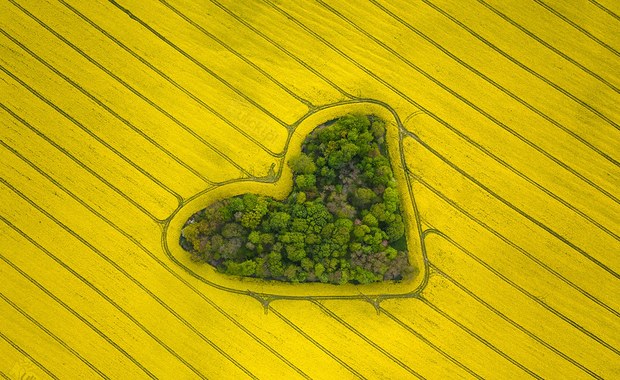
[180,114,414,285]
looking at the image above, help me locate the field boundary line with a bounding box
[59,0,283,158]
[9,0,255,179]
[268,306,365,379]
[369,0,619,164]
[378,306,484,378]
[0,292,109,379]
[405,168,617,316]
[206,0,355,100]
[0,178,255,380]
[157,0,313,108]
[0,0,241,184]
[419,296,543,379]
[109,0,291,131]
[0,248,155,379]
[0,134,312,379]
[1,21,216,186]
[258,0,620,206]
[310,301,424,379]
[0,106,172,223]
[426,257,603,378]
[0,330,58,380]
[315,0,620,201]
[423,0,619,129]
[403,132,620,271]
[533,0,619,57]
[161,99,432,301]
[588,0,620,20]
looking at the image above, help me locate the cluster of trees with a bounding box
[181,114,413,284]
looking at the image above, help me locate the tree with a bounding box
[179,113,412,284]
[227,197,245,213]
[362,213,378,228]
[221,222,245,239]
[269,212,291,232]
[353,187,376,207]
[371,119,386,139]
[182,222,201,251]
[383,186,400,213]
[295,174,316,191]
[225,260,257,276]
[288,153,316,174]
[266,251,284,277]
[284,265,299,281]
[386,216,405,242]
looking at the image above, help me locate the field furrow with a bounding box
[1,1,252,185]
[115,0,310,117]
[381,297,531,379]
[168,0,347,105]
[403,136,620,280]
[413,176,620,318]
[403,113,620,240]
[423,232,620,378]
[61,0,291,155]
[0,329,56,380]
[374,0,620,165]
[427,0,619,125]
[0,172,325,379]
[0,291,107,379]
[494,0,620,56]
[322,299,482,379]
[271,301,416,379]
[237,0,620,202]
[1,0,618,378]
[0,117,163,249]
[482,0,620,86]
[0,73,182,220]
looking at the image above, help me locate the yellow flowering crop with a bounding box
[1,0,618,378]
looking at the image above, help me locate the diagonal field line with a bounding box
[258,0,620,208]
[405,167,619,318]
[59,0,285,158]
[0,329,59,380]
[109,0,292,130]
[0,135,313,379]
[0,292,109,379]
[0,177,254,379]
[402,130,620,268]
[0,28,217,186]
[5,0,254,180]
[587,0,620,21]
[0,106,172,223]
[424,0,620,129]
[0,249,155,379]
[156,0,314,109]
[379,304,526,378]
[369,0,619,165]
[427,259,603,378]
[310,300,425,379]
[532,0,619,57]
[315,0,620,200]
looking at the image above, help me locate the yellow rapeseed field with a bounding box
[1,0,618,378]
